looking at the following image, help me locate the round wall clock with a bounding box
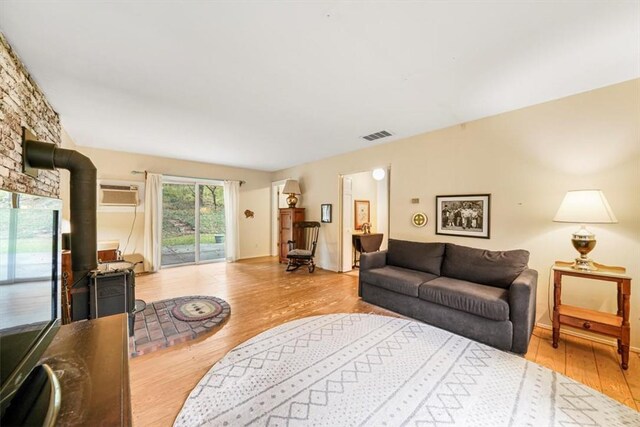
[412,212,428,227]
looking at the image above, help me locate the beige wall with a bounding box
[274,79,640,348]
[58,135,273,268]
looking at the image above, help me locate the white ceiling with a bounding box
[1,1,638,171]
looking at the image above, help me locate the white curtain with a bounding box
[143,173,163,272]
[223,180,240,262]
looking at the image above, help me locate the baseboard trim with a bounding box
[535,322,639,354]
[238,254,273,261]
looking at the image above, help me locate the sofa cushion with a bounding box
[419,277,510,321]
[360,266,438,298]
[441,243,529,289]
[386,239,445,276]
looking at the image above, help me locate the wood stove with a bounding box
[89,267,136,335]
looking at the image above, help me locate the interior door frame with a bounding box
[271,179,288,257]
[338,167,391,273]
[339,175,353,273]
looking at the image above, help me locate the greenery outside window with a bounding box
[161,178,225,267]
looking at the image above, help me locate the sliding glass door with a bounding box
[161,183,196,266]
[161,179,225,267]
[198,184,225,261]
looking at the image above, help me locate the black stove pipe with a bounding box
[24,139,97,321]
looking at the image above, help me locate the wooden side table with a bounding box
[552,261,631,369]
[352,233,384,268]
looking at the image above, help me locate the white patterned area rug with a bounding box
[175,314,639,426]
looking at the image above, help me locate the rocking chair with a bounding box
[286,221,321,273]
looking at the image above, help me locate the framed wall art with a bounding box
[354,200,370,231]
[436,194,491,239]
[321,204,332,223]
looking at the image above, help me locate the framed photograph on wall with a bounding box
[321,204,332,223]
[354,200,370,231]
[436,194,491,239]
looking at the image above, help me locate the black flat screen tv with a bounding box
[0,189,61,414]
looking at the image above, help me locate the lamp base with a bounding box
[572,257,597,271]
[570,225,597,271]
[286,194,298,208]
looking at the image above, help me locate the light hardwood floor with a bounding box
[130,257,639,426]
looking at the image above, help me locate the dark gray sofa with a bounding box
[359,239,538,354]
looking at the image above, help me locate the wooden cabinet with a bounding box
[98,248,119,263]
[61,250,72,324]
[552,261,631,369]
[278,208,305,263]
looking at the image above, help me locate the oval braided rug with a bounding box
[175,314,639,427]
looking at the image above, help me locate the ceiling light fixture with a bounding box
[372,168,386,181]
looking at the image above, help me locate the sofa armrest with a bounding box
[360,250,387,271]
[509,268,538,354]
[358,251,387,297]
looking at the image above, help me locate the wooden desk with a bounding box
[352,233,383,268]
[552,261,631,369]
[39,314,132,425]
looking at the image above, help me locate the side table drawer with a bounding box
[558,304,623,339]
[559,314,621,337]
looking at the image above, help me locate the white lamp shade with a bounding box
[282,179,301,195]
[553,190,618,223]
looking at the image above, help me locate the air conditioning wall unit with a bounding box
[100,184,138,206]
[97,180,145,212]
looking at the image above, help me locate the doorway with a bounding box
[161,178,226,267]
[339,168,390,273]
[271,180,289,256]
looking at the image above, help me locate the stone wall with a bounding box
[0,32,61,197]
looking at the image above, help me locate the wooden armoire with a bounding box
[278,208,305,263]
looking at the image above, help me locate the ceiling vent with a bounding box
[361,130,393,142]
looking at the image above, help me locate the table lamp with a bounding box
[553,190,617,271]
[282,179,301,208]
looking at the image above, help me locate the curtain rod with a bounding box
[130,170,245,186]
